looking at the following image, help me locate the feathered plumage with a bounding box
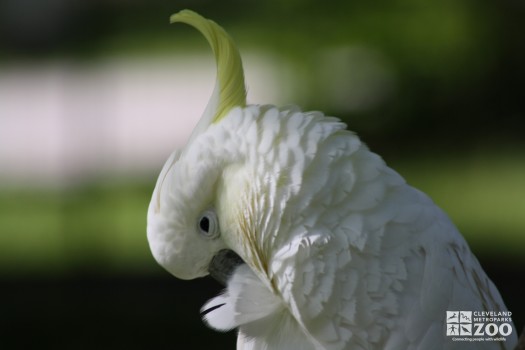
[147,10,517,349]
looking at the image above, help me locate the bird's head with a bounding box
[147,10,247,281]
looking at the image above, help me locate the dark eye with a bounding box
[199,216,210,232]
[197,210,220,239]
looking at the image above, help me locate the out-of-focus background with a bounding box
[1,0,523,348]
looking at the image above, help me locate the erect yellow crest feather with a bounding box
[170,10,247,124]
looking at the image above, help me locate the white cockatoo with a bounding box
[147,10,518,350]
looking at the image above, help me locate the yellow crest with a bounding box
[170,10,247,124]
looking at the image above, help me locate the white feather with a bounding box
[212,105,517,349]
[202,265,283,331]
[151,102,518,349]
[149,13,518,348]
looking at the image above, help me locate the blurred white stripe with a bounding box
[0,53,286,186]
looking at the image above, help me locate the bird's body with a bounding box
[147,10,517,349]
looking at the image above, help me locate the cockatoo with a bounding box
[147,10,518,350]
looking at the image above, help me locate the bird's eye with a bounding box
[197,210,220,239]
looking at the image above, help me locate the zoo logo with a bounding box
[446,311,513,338]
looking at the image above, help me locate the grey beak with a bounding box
[208,249,245,286]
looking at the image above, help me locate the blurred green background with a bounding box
[1,0,523,348]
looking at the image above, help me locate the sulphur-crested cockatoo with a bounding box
[147,10,517,350]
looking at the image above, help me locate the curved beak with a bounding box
[208,249,245,286]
